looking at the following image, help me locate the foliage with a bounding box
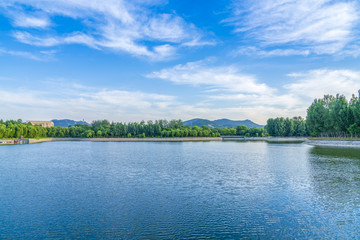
[306,93,360,137]
[265,117,308,137]
[0,119,48,139]
[266,91,360,138]
[220,125,266,137]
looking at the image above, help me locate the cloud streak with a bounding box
[285,69,360,101]
[0,48,56,61]
[0,82,178,122]
[1,0,213,60]
[226,0,359,56]
[209,69,360,114]
[234,47,310,57]
[147,59,274,94]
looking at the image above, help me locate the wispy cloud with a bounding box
[147,59,274,94]
[13,32,99,49]
[0,81,178,121]
[13,15,50,29]
[226,0,359,56]
[13,32,60,47]
[207,68,360,117]
[285,69,360,100]
[2,5,51,29]
[0,83,291,124]
[234,46,310,57]
[1,0,213,60]
[0,48,56,61]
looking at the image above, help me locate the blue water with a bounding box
[1,141,360,239]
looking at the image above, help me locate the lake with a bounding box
[1,141,360,239]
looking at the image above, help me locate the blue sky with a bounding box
[1,0,360,124]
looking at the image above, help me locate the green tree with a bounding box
[236,125,248,135]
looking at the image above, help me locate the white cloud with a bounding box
[181,38,217,47]
[207,68,360,121]
[0,48,56,61]
[235,46,310,57]
[226,0,359,55]
[1,6,51,29]
[0,84,302,125]
[147,59,274,94]
[13,15,50,28]
[144,14,189,42]
[2,0,212,60]
[284,69,360,101]
[13,32,60,47]
[85,90,175,108]
[0,82,178,122]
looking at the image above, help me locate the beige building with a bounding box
[26,120,54,127]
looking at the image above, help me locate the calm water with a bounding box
[1,141,360,239]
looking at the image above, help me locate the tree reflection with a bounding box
[308,146,360,212]
[310,146,360,160]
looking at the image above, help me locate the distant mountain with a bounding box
[52,119,90,127]
[183,118,264,129]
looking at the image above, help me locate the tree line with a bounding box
[265,91,360,138]
[265,117,308,137]
[306,93,360,137]
[0,119,48,139]
[0,119,265,139]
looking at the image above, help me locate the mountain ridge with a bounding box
[183,118,264,128]
[51,118,264,129]
[52,119,90,127]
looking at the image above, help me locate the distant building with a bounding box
[26,120,54,127]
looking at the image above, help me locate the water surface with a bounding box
[1,141,360,239]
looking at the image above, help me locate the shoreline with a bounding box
[51,137,222,142]
[222,137,307,143]
[29,137,308,143]
[0,137,222,145]
[306,139,360,148]
[2,136,305,144]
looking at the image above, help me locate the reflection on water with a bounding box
[308,146,360,225]
[310,146,360,160]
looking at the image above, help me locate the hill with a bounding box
[52,119,90,127]
[183,118,264,129]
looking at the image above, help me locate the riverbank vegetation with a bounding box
[307,93,360,138]
[265,117,308,137]
[265,91,360,138]
[0,119,265,139]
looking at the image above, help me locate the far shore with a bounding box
[48,137,308,143]
[51,137,222,142]
[222,137,307,143]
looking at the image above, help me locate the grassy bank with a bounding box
[308,137,360,141]
[222,137,307,143]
